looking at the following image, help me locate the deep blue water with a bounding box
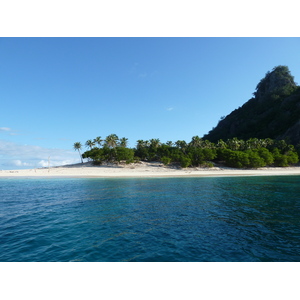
[0,176,300,262]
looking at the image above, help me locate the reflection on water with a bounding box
[0,176,300,261]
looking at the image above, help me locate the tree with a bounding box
[216,139,227,149]
[115,147,134,163]
[189,136,203,148]
[257,148,274,165]
[105,134,119,148]
[227,137,241,151]
[136,140,145,150]
[150,138,161,149]
[85,139,95,149]
[161,156,171,165]
[94,136,103,148]
[175,140,187,154]
[119,137,128,148]
[246,150,266,168]
[73,142,83,163]
[180,156,192,168]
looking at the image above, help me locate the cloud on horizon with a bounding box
[0,140,80,170]
[0,127,19,136]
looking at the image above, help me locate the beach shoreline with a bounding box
[1,161,300,178]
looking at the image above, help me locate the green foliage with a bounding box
[203,66,300,145]
[246,150,266,168]
[201,161,214,168]
[273,153,289,167]
[271,148,298,166]
[257,148,274,165]
[105,134,119,148]
[188,148,217,166]
[115,147,134,163]
[134,156,141,163]
[73,142,83,163]
[286,151,299,165]
[135,146,149,161]
[226,150,250,168]
[180,156,192,168]
[76,133,298,170]
[161,156,172,165]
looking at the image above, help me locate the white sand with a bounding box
[1,161,300,178]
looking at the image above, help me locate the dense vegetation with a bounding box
[203,66,300,145]
[73,66,300,169]
[74,135,299,169]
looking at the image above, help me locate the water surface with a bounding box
[1,176,299,261]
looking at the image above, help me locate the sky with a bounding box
[1,37,300,169]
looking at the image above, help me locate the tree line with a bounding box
[73,135,299,169]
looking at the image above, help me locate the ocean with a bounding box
[0,176,299,262]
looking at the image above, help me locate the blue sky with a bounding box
[1,37,300,169]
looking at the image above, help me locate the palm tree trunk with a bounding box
[78,150,83,163]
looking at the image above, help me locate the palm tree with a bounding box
[227,137,241,151]
[136,140,145,149]
[264,138,274,148]
[189,136,203,148]
[94,136,103,148]
[203,139,214,149]
[245,138,260,150]
[119,137,128,148]
[150,138,160,149]
[216,139,227,149]
[85,139,95,149]
[73,142,83,163]
[105,134,119,148]
[175,140,187,154]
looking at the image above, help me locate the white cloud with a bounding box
[0,140,80,170]
[0,127,12,132]
[166,107,174,111]
[37,160,49,168]
[0,127,18,136]
[12,160,32,167]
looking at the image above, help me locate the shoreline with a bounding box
[1,162,300,178]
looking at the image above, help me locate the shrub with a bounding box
[257,148,274,165]
[180,156,192,168]
[202,162,214,168]
[274,154,289,167]
[134,156,141,163]
[246,150,266,168]
[161,156,172,165]
[286,151,299,165]
[115,147,135,163]
[224,150,249,168]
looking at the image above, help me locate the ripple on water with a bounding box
[0,176,300,261]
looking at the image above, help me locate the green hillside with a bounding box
[203,66,300,145]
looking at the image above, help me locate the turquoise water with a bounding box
[0,176,300,262]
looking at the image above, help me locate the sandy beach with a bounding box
[1,161,300,178]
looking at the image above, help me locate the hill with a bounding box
[203,66,300,145]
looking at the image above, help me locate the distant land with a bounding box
[203,65,300,145]
[68,65,300,171]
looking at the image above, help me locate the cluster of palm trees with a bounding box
[73,134,128,162]
[73,134,299,168]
